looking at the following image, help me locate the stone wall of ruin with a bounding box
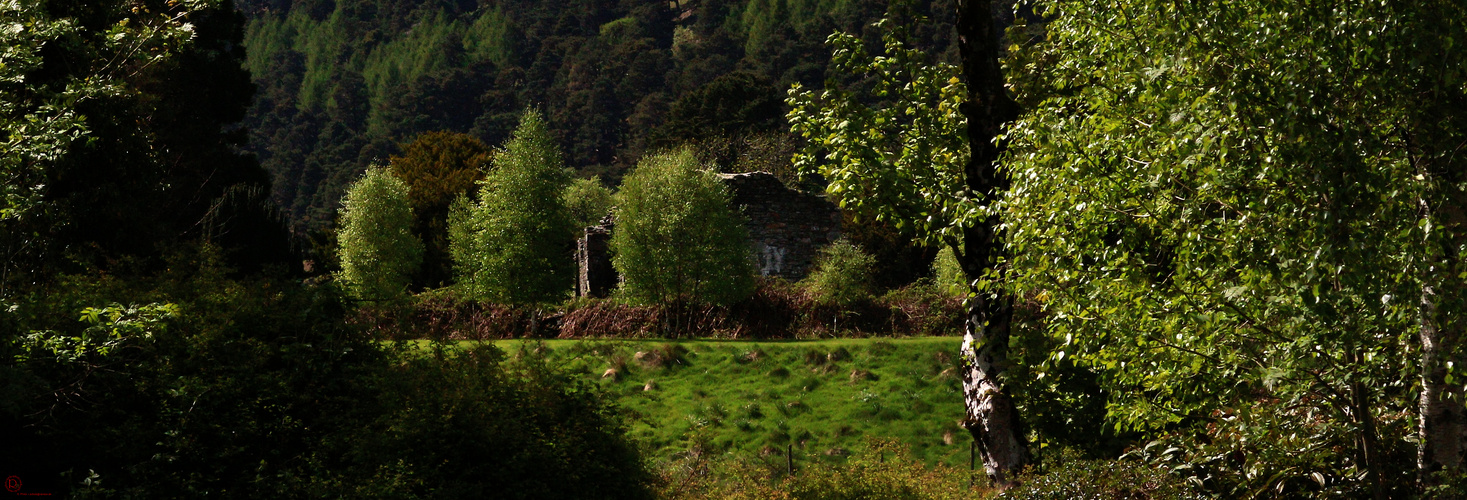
[718,172,841,280]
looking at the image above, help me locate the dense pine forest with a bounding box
[236,0,964,236]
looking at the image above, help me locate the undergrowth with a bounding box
[358,278,965,340]
[659,438,990,500]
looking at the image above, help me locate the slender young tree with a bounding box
[788,6,1028,483]
[611,149,754,306]
[336,166,423,301]
[454,110,575,304]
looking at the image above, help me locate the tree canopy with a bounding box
[1,0,292,294]
[389,131,492,288]
[611,149,755,306]
[564,176,616,230]
[787,8,1030,482]
[1004,0,1467,494]
[336,166,423,301]
[788,22,971,245]
[453,110,576,304]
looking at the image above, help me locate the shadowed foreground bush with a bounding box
[295,342,654,499]
[3,255,652,499]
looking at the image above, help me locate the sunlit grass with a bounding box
[409,337,976,468]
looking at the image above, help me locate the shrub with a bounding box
[6,252,654,498]
[803,239,877,307]
[1000,454,1202,500]
[1120,399,1418,498]
[611,149,754,306]
[452,110,575,304]
[336,165,424,301]
[307,342,656,499]
[564,176,616,229]
[879,283,965,337]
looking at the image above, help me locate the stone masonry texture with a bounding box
[576,212,617,298]
[717,172,841,280]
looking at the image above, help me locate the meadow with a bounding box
[464,338,976,469]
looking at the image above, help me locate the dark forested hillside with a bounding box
[237,0,961,235]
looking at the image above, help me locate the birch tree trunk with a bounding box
[1418,197,1467,495]
[960,289,1028,486]
[1411,34,1467,487]
[1418,280,1467,495]
[954,0,1029,487]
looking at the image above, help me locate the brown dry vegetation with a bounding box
[354,279,965,340]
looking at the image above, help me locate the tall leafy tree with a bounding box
[1004,0,1465,495]
[454,110,575,304]
[787,8,1028,483]
[336,166,423,301]
[951,0,1031,483]
[611,149,754,306]
[388,131,491,289]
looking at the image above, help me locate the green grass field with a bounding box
[451,337,975,469]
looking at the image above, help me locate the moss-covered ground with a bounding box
[435,337,975,469]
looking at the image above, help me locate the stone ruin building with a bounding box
[575,212,617,298]
[719,172,843,279]
[575,171,842,297]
